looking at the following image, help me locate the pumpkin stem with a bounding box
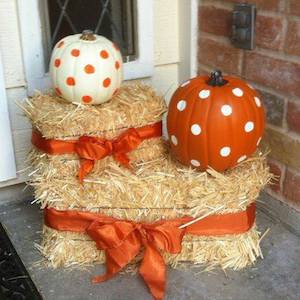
[206,70,228,87]
[80,30,96,41]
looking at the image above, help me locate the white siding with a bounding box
[0,0,188,189]
[0,0,25,88]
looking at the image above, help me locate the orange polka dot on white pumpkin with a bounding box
[191,124,201,135]
[237,155,247,163]
[232,88,244,97]
[199,89,210,99]
[171,135,178,146]
[254,97,261,107]
[191,159,200,167]
[220,146,231,157]
[181,80,190,87]
[177,100,187,111]
[244,121,254,132]
[257,137,262,146]
[221,105,232,116]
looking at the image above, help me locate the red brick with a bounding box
[262,127,300,171]
[288,0,300,16]
[197,66,210,76]
[256,15,284,50]
[222,0,281,11]
[198,38,242,75]
[287,101,300,133]
[259,89,284,126]
[268,159,284,192]
[283,168,300,206]
[285,20,300,56]
[243,52,300,97]
[198,6,232,36]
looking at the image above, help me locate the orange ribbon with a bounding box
[45,204,256,300]
[31,122,162,182]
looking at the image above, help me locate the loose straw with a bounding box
[179,205,225,229]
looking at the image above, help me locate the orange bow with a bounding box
[44,204,256,300]
[87,218,186,300]
[31,122,162,182]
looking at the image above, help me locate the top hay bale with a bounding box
[24,84,167,139]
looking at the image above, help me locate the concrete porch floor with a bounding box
[0,196,299,300]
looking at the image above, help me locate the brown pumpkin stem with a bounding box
[80,30,96,41]
[206,70,228,87]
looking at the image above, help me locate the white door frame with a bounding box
[0,52,17,182]
[178,0,198,84]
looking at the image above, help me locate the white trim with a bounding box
[0,52,17,182]
[177,0,198,84]
[123,0,154,80]
[190,0,199,78]
[17,0,45,88]
[17,0,154,94]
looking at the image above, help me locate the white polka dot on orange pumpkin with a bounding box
[171,135,178,146]
[177,100,186,111]
[181,80,190,87]
[254,97,261,107]
[237,155,247,163]
[191,159,200,167]
[191,124,201,135]
[220,146,231,157]
[221,105,232,116]
[232,88,244,97]
[199,89,210,99]
[257,137,262,146]
[244,121,254,132]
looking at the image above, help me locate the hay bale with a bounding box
[40,224,262,270]
[29,149,272,219]
[28,137,166,181]
[24,83,272,272]
[23,84,167,139]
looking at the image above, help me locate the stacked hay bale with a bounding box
[25,84,272,271]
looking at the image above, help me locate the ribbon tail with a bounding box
[78,159,95,183]
[92,232,142,284]
[139,243,166,300]
[113,153,131,168]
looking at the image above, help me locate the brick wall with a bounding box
[198,0,300,212]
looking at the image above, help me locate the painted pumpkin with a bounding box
[49,30,123,105]
[167,70,265,172]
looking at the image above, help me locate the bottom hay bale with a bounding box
[40,224,262,271]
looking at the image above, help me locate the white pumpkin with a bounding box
[49,30,123,105]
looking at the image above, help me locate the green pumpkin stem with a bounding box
[206,70,228,87]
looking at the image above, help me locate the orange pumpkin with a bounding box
[167,70,265,172]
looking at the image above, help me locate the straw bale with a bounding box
[24,82,271,272]
[29,137,166,180]
[23,84,167,139]
[29,151,272,219]
[40,224,262,270]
